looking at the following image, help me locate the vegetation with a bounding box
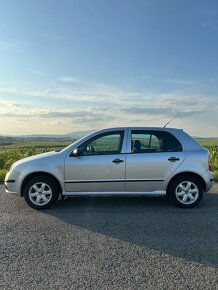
[196,138,218,147]
[209,146,218,181]
[196,139,218,181]
[0,138,217,183]
[0,140,72,183]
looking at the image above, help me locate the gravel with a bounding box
[0,184,218,289]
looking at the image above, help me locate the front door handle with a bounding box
[168,157,180,162]
[112,158,124,164]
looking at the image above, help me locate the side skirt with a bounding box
[63,190,166,196]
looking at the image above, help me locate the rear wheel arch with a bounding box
[21,172,62,197]
[166,172,206,195]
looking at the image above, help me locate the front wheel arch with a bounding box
[21,172,62,197]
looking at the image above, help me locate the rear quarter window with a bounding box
[165,132,183,152]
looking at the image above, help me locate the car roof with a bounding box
[94,127,183,132]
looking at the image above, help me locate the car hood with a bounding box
[11,151,58,172]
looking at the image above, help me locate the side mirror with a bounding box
[71,148,82,157]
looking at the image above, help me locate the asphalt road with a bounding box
[0,184,218,290]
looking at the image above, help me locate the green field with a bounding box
[196,138,218,147]
[0,138,217,183]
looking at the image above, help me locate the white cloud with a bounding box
[0,87,16,93]
[31,70,44,75]
[22,88,51,97]
[0,80,217,136]
[59,76,82,83]
[0,41,18,48]
[163,79,194,85]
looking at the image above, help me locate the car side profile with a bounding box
[5,127,214,209]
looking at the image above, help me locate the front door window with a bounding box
[77,131,124,156]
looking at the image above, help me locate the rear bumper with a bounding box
[202,170,215,192]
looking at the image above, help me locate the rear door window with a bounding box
[131,131,182,153]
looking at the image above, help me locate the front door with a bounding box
[64,130,126,193]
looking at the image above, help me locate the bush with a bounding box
[0,148,56,183]
[0,169,7,183]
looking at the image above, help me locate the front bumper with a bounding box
[4,170,23,197]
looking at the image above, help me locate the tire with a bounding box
[23,175,60,210]
[168,175,203,208]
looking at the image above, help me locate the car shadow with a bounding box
[44,193,218,267]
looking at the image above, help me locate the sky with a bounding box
[0,0,218,137]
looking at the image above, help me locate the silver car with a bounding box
[5,127,214,209]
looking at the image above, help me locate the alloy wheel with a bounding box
[29,182,52,206]
[175,181,199,205]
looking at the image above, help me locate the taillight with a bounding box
[208,154,213,171]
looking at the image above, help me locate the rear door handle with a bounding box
[168,157,180,162]
[112,158,124,164]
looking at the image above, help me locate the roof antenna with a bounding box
[164,113,180,128]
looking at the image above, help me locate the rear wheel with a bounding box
[169,175,203,208]
[23,176,60,210]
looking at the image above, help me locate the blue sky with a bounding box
[0,0,218,136]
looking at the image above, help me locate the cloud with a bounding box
[31,70,44,76]
[0,77,217,135]
[1,81,217,112]
[179,110,207,117]
[201,20,218,30]
[0,40,25,52]
[121,107,175,116]
[0,87,16,93]
[0,101,216,136]
[36,33,60,43]
[0,100,23,109]
[59,76,82,83]
[153,93,215,108]
[201,9,218,30]
[121,106,207,118]
[2,82,141,106]
[206,10,217,17]
[22,88,51,97]
[163,79,194,85]
[0,41,18,49]
[0,106,116,128]
[159,98,199,107]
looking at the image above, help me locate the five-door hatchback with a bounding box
[5,127,214,209]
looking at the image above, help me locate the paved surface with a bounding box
[0,184,218,290]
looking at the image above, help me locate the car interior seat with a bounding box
[133,140,141,153]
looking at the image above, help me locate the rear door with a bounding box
[126,130,186,192]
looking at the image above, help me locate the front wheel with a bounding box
[168,175,203,208]
[23,176,60,210]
